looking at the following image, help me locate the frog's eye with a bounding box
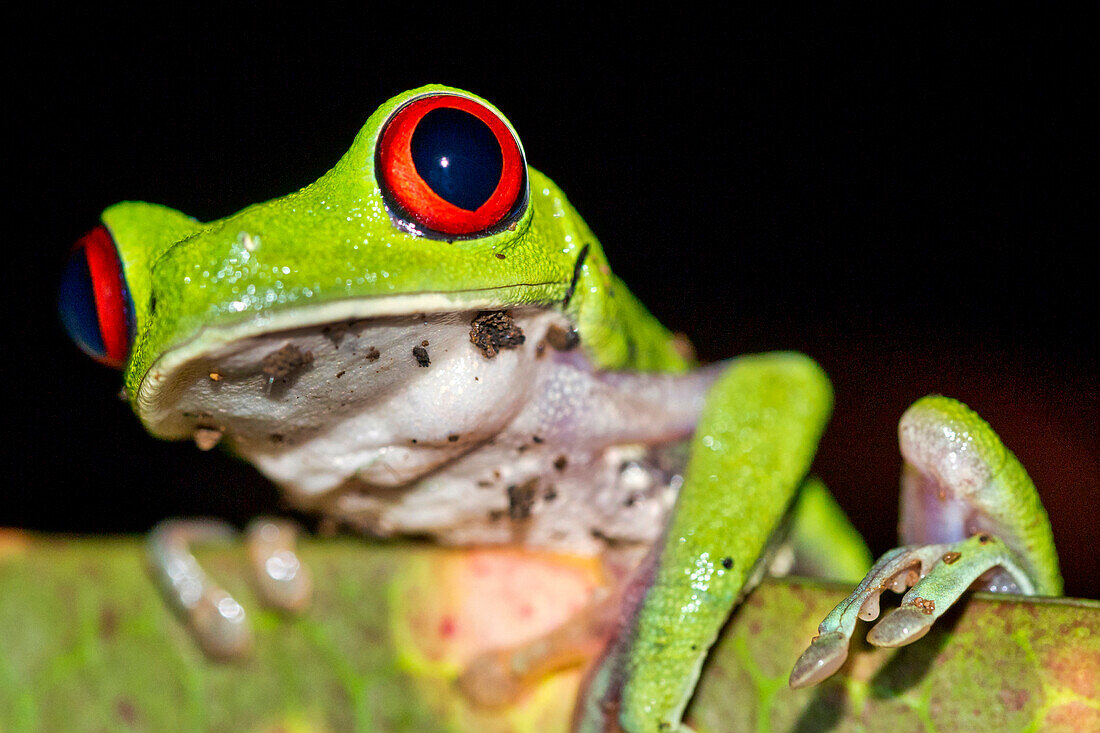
[58,225,134,368]
[376,92,527,238]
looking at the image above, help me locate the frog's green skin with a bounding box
[108,88,687,413]
[787,396,1063,692]
[86,85,1061,733]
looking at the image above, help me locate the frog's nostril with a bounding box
[59,225,134,368]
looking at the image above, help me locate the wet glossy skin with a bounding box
[63,86,1062,733]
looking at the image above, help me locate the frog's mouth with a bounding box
[133,291,566,443]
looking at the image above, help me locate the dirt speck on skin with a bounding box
[470,311,526,358]
[365,346,381,361]
[553,455,568,472]
[545,324,579,352]
[413,345,431,367]
[322,323,350,347]
[193,427,223,451]
[507,478,539,520]
[262,344,314,382]
[911,597,936,614]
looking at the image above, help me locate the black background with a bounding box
[9,9,1096,596]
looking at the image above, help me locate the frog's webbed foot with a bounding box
[245,517,313,613]
[789,533,1035,687]
[147,517,311,660]
[790,395,1062,688]
[148,520,251,659]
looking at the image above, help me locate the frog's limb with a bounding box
[787,535,1039,687]
[789,395,1063,689]
[574,352,833,733]
[780,477,873,583]
[245,517,312,613]
[148,517,312,660]
[147,519,253,660]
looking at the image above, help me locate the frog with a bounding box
[58,85,1062,732]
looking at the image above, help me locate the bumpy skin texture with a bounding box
[623,355,831,727]
[103,85,689,415]
[576,354,833,732]
[786,394,1064,693]
[82,87,1064,733]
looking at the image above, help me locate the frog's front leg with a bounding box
[574,352,833,733]
[789,395,1063,688]
[148,517,312,659]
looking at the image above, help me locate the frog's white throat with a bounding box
[139,304,722,554]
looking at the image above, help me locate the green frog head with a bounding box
[60,84,690,437]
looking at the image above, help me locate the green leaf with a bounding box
[1,534,1096,732]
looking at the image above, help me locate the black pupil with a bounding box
[410,107,503,212]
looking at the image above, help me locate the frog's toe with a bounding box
[865,606,933,647]
[791,396,1062,688]
[866,532,1033,647]
[183,586,253,659]
[788,544,946,687]
[791,533,1038,686]
[246,518,312,613]
[148,519,254,660]
[148,516,314,660]
[789,631,850,688]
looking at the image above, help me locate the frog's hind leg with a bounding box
[789,395,1063,688]
[147,517,312,660]
[575,352,834,733]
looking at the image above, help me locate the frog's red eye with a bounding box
[376,93,527,238]
[58,225,134,368]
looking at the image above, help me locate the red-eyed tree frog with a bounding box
[59,85,1062,732]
